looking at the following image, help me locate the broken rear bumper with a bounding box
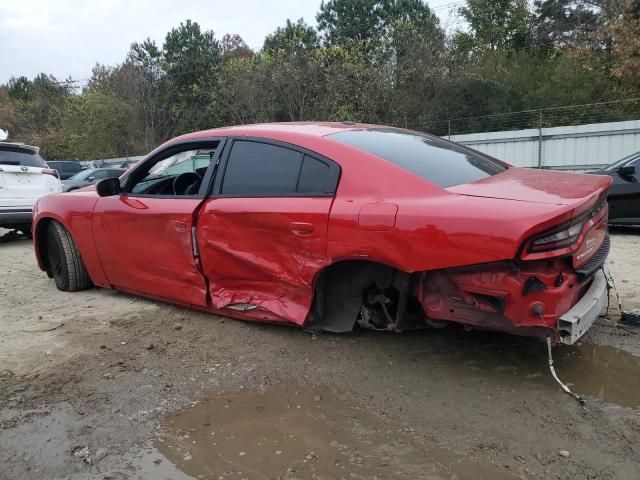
[557,269,608,344]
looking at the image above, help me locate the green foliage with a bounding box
[317,0,386,43]
[263,19,319,55]
[1,3,638,161]
[455,0,534,53]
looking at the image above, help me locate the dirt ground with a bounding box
[1,228,640,480]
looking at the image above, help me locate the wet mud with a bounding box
[149,383,518,480]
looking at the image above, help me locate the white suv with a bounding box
[0,142,61,232]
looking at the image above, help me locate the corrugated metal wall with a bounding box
[448,119,640,170]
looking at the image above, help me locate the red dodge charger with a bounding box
[32,123,612,344]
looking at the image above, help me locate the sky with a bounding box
[0,0,464,85]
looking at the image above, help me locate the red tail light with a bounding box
[529,221,584,253]
[42,168,59,178]
[520,200,608,260]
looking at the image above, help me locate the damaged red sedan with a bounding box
[32,123,612,344]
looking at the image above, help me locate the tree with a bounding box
[162,20,221,133]
[221,34,254,60]
[263,19,319,55]
[317,0,443,47]
[607,0,640,95]
[4,74,75,153]
[1,7,636,160]
[130,38,163,68]
[454,0,534,53]
[534,0,602,50]
[128,40,173,149]
[0,89,17,136]
[55,91,135,160]
[218,57,275,124]
[317,0,385,43]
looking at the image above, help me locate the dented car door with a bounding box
[92,141,223,307]
[94,196,208,306]
[196,138,340,324]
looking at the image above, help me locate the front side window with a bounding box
[327,128,506,188]
[128,147,216,196]
[221,141,339,196]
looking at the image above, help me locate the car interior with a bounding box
[129,148,215,196]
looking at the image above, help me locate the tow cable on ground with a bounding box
[546,336,587,410]
[548,265,640,410]
[603,265,640,327]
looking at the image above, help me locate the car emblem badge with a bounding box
[20,165,28,172]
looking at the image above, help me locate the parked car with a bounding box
[46,160,83,180]
[32,123,612,345]
[594,151,639,226]
[62,168,126,192]
[0,142,61,232]
[116,159,140,169]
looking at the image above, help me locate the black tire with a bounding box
[46,221,93,291]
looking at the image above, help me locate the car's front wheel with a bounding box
[46,221,93,291]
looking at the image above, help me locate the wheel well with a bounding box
[310,260,414,333]
[35,218,54,272]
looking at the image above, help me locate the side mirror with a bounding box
[87,176,95,182]
[96,177,121,197]
[618,164,636,177]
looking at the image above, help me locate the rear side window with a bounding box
[328,128,506,188]
[298,155,339,194]
[221,141,339,196]
[0,148,47,168]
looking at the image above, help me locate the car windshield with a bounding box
[596,152,639,173]
[327,128,506,188]
[68,169,94,181]
[0,148,47,168]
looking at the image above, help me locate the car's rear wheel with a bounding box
[46,221,92,291]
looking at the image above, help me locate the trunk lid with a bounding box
[447,167,612,207]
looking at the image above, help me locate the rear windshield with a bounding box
[0,147,47,168]
[327,128,506,188]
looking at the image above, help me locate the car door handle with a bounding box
[173,220,187,233]
[289,222,314,236]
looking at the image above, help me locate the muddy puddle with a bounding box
[130,333,640,479]
[408,331,640,410]
[142,383,518,480]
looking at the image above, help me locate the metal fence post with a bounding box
[537,111,543,168]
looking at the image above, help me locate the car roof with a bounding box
[175,121,377,142]
[0,141,40,154]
